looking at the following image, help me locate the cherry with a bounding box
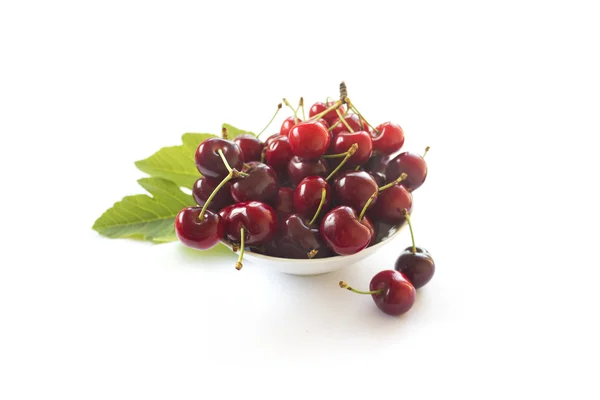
[309,101,346,125]
[288,156,328,186]
[333,170,378,213]
[175,207,223,250]
[294,176,331,218]
[279,116,300,136]
[288,121,331,159]
[394,209,435,289]
[371,122,405,155]
[386,147,430,192]
[320,194,376,255]
[363,152,395,186]
[330,113,366,137]
[230,162,279,204]
[264,135,294,173]
[223,201,277,247]
[331,130,373,167]
[274,187,294,221]
[368,183,412,224]
[339,270,416,316]
[279,215,331,259]
[195,138,244,180]
[192,176,234,212]
[264,133,281,147]
[233,134,264,162]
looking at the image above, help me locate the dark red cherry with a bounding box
[333,171,378,213]
[368,185,412,224]
[369,270,416,316]
[386,151,428,192]
[363,153,394,186]
[330,113,367,137]
[230,162,278,204]
[280,116,300,136]
[332,131,373,167]
[192,177,234,212]
[264,133,280,147]
[274,187,294,221]
[288,121,331,159]
[309,101,346,126]
[320,206,373,255]
[395,247,435,289]
[294,176,331,218]
[175,207,223,250]
[195,138,244,180]
[233,134,264,162]
[223,201,277,246]
[371,122,405,155]
[279,214,331,259]
[264,135,294,173]
[288,156,328,186]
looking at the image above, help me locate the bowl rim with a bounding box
[221,224,404,263]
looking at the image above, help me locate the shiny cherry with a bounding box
[333,171,378,213]
[223,201,277,246]
[332,131,373,167]
[394,209,434,288]
[288,121,331,159]
[371,122,405,155]
[280,116,300,136]
[330,113,367,137]
[195,138,244,180]
[386,149,429,192]
[274,187,294,221]
[192,177,234,212]
[288,156,328,186]
[264,135,294,173]
[233,134,264,162]
[294,176,331,218]
[320,206,374,255]
[230,162,278,204]
[368,184,412,224]
[308,101,345,125]
[279,214,331,259]
[363,153,393,186]
[175,207,223,250]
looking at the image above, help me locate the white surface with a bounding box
[1,1,599,399]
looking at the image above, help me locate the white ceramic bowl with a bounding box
[225,224,404,276]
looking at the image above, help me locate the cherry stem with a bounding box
[222,127,228,140]
[298,97,306,120]
[218,149,248,177]
[378,173,408,192]
[257,103,282,138]
[308,188,327,226]
[403,209,416,254]
[198,171,233,221]
[235,227,245,270]
[339,281,383,295]
[339,81,348,102]
[307,249,318,259]
[423,146,430,158]
[283,98,299,124]
[335,108,354,133]
[325,143,358,181]
[358,191,377,222]
[309,99,343,122]
[345,98,378,133]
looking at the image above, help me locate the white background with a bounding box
[1,1,599,399]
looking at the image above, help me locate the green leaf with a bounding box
[135,133,216,189]
[222,123,255,138]
[93,177,195,243]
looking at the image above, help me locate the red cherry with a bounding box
[230,162,279,204]
[371,122,405,155]
[192,177,234,212]
[369,271,416,316]
[368,184,412,224]
[386,150,428,192]
[320,206,373,255]
[332,130,373,167]
[279,116,300,136]
[333,171,378,213]
[195,138,244,180]
[223,201,277,246]
[330,113,366,137]
[175,207,223,250]
[233,134,264,162]
[308,101,346,125]
[287,156,328,186]
[293,176,331,218]
[274,187,295,222]
[264,135,294,173]
[288,121,331,159]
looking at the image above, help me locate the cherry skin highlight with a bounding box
[175,207,223,250]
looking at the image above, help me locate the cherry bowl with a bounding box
[223,224,404,276]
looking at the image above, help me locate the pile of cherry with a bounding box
[175,83,434,316]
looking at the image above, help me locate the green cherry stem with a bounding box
[257,103,282,138]
[309,99,344,122]
[283,98,299,124]
[403,209,416,254]
[222,127,228,140]
[335,108,354,132]
[345,98,378,133]
[235,227,245,270]
[339,281,383,295]
[358,191,377,222]
[298,97,306,120]
[423,146,431,158]
[198,171,233,221]
[218,149,248,177]
[378,173,408,192]
[325,143,358,181]
[308,188,327,226]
